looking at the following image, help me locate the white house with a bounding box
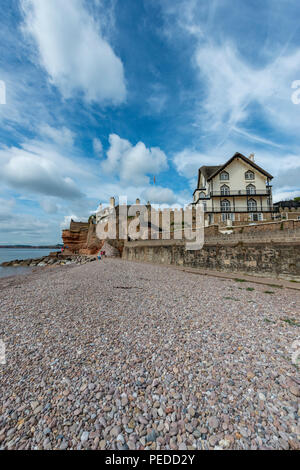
[193,152,274,225]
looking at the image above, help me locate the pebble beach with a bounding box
[0,259,299,450]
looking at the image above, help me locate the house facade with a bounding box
[193,152,274,225]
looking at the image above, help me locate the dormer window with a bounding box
[199,192,206,199]
[221,184,230,195]
[220,171,229,181]
[245,170,255,180]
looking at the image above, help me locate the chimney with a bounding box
[249,153,255,162]
[110,197,115,208]
[136,198,141,205]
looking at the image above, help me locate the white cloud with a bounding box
[0,148,83,199]
[101,134,168,185]
[40,200,58,214]
[93,137,103,157]
[40,125,75,147]
[60,215,81,230]
[0,211,59,244]
[193,42,300,137]
[0,198,15,222]
[141,186,177,204]
[21,0,126,104]
[273,190,300,203]
[173,149,219,179]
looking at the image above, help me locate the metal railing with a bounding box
[209,189,271,197]
[205,206,274,213]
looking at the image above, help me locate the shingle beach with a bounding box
[0,259,299,450]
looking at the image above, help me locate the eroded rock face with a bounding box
[62,219,124,256]
[62,220,103,255]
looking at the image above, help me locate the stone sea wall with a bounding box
[122,239,300,278]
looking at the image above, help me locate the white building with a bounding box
[193,152,274,225]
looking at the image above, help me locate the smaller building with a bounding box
[273,200,300,221]
[273,200,300,211]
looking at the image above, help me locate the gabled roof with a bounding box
[196,165,222,189]
[200,165,222,182]
[194,152,273,193]
[207,152,273,181]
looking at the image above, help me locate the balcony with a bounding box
[210,189,271,197]
[204,206,274,213]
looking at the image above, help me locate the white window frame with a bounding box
[221,199,231,212]
[220,171,229,181]
[249,213,263,222]
[220,184,230,195]
[245,170,255,180]
[246,184,256,195]
[248,198,257,212]
[222,213,235,222]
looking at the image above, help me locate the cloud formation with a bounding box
[141,186,177,205]
[101,134,168,185]
[0,145,83,199]
[93,138,103,157]
[21,0,126,104]
[194,43,300,137]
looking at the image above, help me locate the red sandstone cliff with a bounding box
[62,220,103,255]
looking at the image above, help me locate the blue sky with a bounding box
[0,0,300,244]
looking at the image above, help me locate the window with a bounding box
[245,170,255,180]
[246,184,256,195]
[221,199,231,212]
[221,184,230,195]
[248,198,257,212]
[222,213,235,222]
[199,192,206,199]
[249,213,263,222]
[220,171,229,181]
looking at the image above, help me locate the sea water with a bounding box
[0,248,53,279]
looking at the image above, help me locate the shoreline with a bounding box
[0,262,79,288]
[0,254,97,280]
